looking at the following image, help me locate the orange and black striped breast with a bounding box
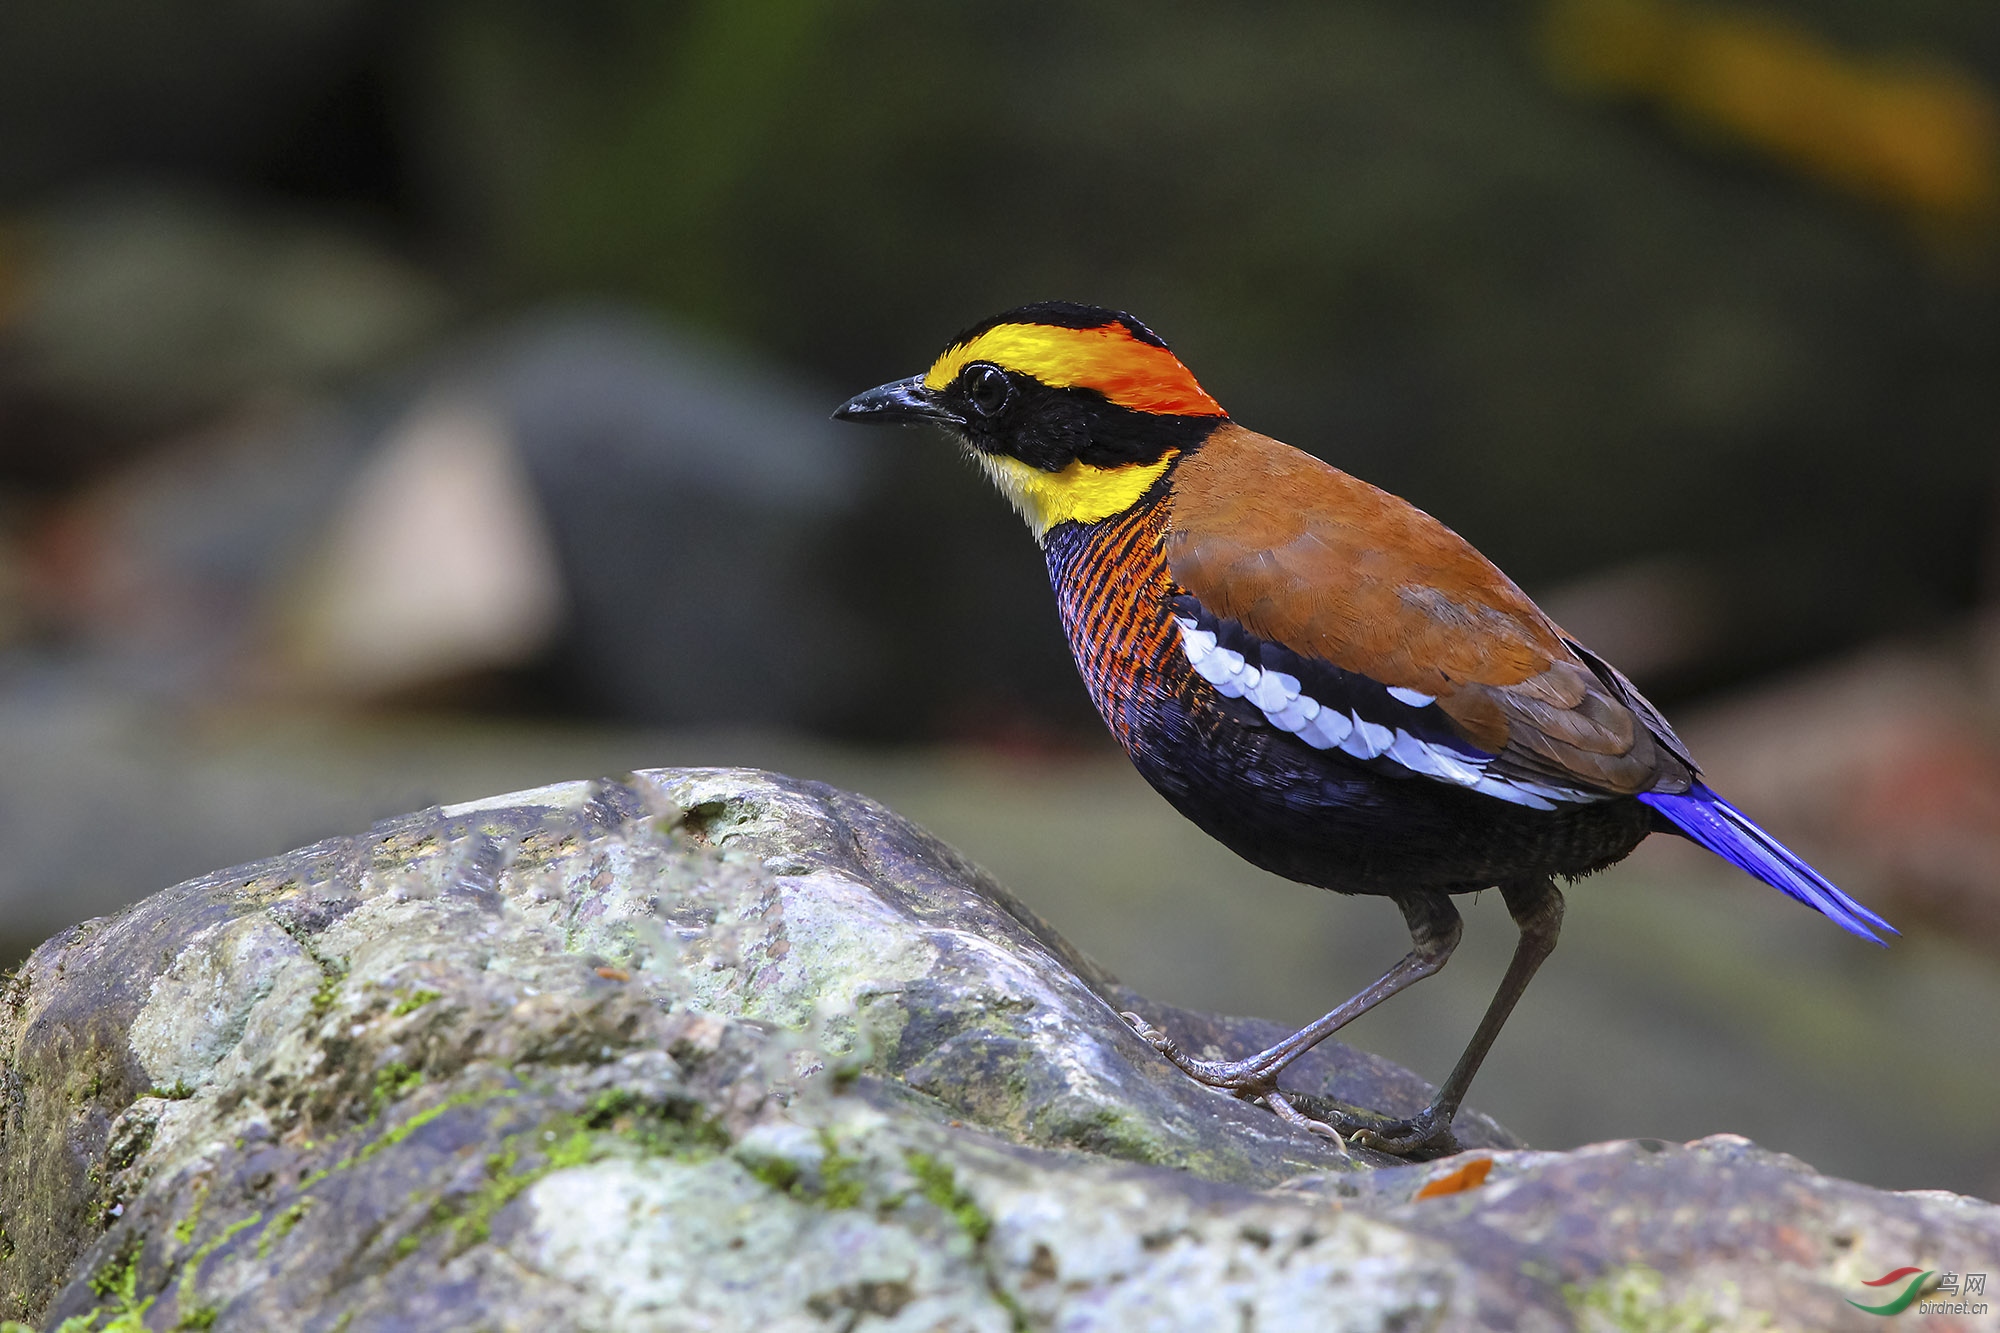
[1036,473,1661,895]
[1040,490,1185,748]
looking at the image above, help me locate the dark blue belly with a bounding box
[1120,681,1656,895]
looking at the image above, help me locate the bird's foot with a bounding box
[1335,1105,1460,1157]
[1120,1012,1348,1151]
[1119,1011,1264,1089]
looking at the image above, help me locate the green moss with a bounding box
[149,1080,196,1102]
[87,1237,140,1301]
[450,1145,542,1248]
[904,1152,991,1244]
[364,1089,508,1164]
[309,969,345,1019]
[744,1131,866,1209]
[370,1063,424,1110]
[174,1213,261,1313]
[897,1153,1025,1330]
[816,1131,865,1210]
[581,1090,730,1158]
[1562,1266,1741,1333]
[379,1126,575,1259]
[390,989,442,1017]
[272,915,349,1021]
[543,1127,598,1172]
[447,1117,612,1248]
[151,1083,726,1307]
[384,1136,555,1258]
[272,1199,312,1240]
[583,1088,646,1122]
[54,1316,110,1333]
[171,1185,206,1245]
[1067,1105,1173,1166]
[291,1085,518,1196]
[991,1282,1030,1333]
[173,1305,218,1330]
[190,1213,260,1265]
[63,1234,155,1333]
[255,1199,314,1259]
[381,1094,729,1261]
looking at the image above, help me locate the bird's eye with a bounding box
[964,363,1012,417]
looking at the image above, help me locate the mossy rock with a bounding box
[0,768,1992,1330]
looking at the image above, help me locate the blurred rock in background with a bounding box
[0,187,446,482]
[0,0,1997,1199]
[273,388,565,699]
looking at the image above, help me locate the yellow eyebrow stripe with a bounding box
[926,323,1224,417]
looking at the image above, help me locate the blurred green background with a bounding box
[2,0,1998,1197]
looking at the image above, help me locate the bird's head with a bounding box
[834,302,1228,540]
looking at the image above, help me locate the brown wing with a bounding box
[1164,424,1693,798]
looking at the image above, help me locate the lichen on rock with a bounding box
[0,767,1992,1331]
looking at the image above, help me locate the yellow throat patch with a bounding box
[974,450,1177,541]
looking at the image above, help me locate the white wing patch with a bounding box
[1174,616,1601,811]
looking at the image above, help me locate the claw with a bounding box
[1119,1010,1159,1040]
[1121,1009,1422,1155]
[1345,1108,1459,1156]
[1263,1089,1350,1152]
[1120,1010,1180,1059]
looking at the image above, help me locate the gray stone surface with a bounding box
[1,767,1995,1331]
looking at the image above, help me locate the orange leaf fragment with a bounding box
[1414,1157,1494,1199]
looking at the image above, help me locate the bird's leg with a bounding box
[1122,893,1462,1127]
[1344,876,1564,1155]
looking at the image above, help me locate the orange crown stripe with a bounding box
[925,322,1226,417]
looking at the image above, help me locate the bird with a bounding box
[833,301,1894,1156]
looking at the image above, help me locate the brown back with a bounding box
[1164,425,1692,796]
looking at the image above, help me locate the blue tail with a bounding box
[1638,783,1896,945]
